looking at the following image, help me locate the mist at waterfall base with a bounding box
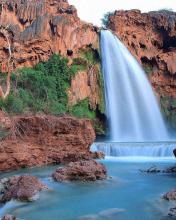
[91,30,176,158]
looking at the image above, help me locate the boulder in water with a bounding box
[52,160,107,182]
[168,207,176,217]
[163,166,176,173]
[1,215,17,220]
[163,189,176,201]
[139,166,161,173]
[0,175,47,203]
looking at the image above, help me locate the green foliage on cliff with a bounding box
[0,53,102,121]
[69,99,96,119]
[0,54,74,114]
[101,11,115,27]
[72,47,105,115]
[160,96,176,129]
[144,66,153,75]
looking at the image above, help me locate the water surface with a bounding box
[0,158,176,220]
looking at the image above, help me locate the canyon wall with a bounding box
[108,10,176,128]
[1,1,176,128]
[0,0,104,118]
[0,0,99,70]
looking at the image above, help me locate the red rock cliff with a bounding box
[108,10,176,99]
[0,0,99,71]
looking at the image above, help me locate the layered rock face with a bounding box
[0,0,99,71]
[0,114,96,172]
[0,0,104,116]
[108,10,176,127]
[108,10,176,98]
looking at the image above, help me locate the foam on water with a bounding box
[91,142,176,158]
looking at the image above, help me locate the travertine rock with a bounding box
[52,160,107,182]
[0,115,96,172]
[0,175,47,203]
[108,10,176,98]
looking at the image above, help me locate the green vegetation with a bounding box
[0,50,105,121]
[160,96,176,129]
[93,119,106,135]
[0,54,75,115]
[69,99,96,119]
[101,11,115,27]
[143,65,153,76]
[158,8,173,12]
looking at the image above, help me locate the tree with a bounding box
[0,1,13,100]
[101,11,115,28]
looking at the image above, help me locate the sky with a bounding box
[68,0,176,26]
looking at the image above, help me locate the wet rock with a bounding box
[52,160,107,182]
[168,207,176,217]
[78,215,98,220]
[90,151,105,159]
[1,215,17,220]
[140,165,176,174]
[173,149,176,157]
[99,208,125,217]
[163,189,176,201]
[163,166,176,173]
[78,208,125,220]
[139,166,161,173]
[0,175,47,203]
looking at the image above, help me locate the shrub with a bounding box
[0,54,74,115]
[69,99,96,119]
[101,11,115,27]
[160,96,176,129]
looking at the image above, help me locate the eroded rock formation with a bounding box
[108,10,176,127]
[0,0,99,71]
[0,0,104,116]
[163,189,176,201]
[0,114,96,172]
[0,175,47,203]
[1,215,17,220]
[52,160,107,182]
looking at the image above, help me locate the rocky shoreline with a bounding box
[0,111,107,219]
[0,160,107,219]
[0,112,100,172]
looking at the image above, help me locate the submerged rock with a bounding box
[0,175,47,203]
[140,166,176,174]
[163,189,176,201]
[168,207,176,217]
[78,208,125,220]
[139,166,161,173]
[52,160,107,182]
[163,166,176,173]
[1,215,17,220]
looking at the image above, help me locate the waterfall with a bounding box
[91,142,175,158]
[101,30,168,142]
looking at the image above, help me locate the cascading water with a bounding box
[91,30,172,157]
[101,30,168,142]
